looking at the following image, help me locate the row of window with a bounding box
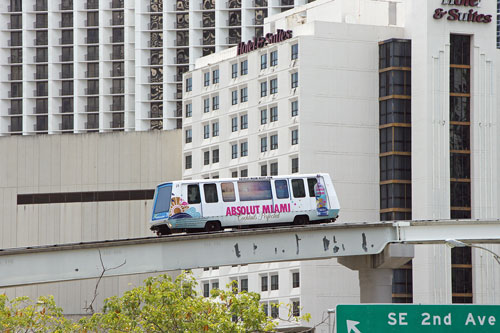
[186,99,299,121]
[186,154,299,176]
[181,177,316,205]
[186,43,298,92]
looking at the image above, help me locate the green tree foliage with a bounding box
[0,294,79,332]
[80,273,288,332]
[1,273,309,332]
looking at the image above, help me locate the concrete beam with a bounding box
[0,223,396,288]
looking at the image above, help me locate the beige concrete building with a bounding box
[0,130,182,316]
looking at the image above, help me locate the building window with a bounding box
[292,272,300,288]
[291,72,298,88]
[270,162,278,176]
[212,122,219,137]
[204,124,210,139]
[271,303,279,319]
[204,98,210,113]
[452,247,472,303]
[241,60,248,75]
[291,129,298,145]
[270,78,278,94]
[261,109,268,124]
[241,142,248,157]
[291,43,298,60]
[270,50,278,66]
[203,283,210,297]
[232,171,238,178]
[270,106,278,122]
[241,278,248,292]
[231,144,238,159]
[260,81,267,97]
[185,155,192,169]
[185,103,192,117]
[261,275,268,291]
[241,114,248,129]
[291,100,298,117]
[261,137,268,152]
[261,165,267,176]
[271,274,279,290]
[185,129,192,143]
[204,151,210,165]
[292,301,300,317]
[392,260,413,303]
[213,69,219,84]
[240,87,248,102]
[232,63,238,78]
[261,54,267,69]
[212,95,219,110]
[240,169,248,177]
[212,281,219,289]
[232,117,238,132]
[212,149,219,163]
[185,77,192,92]
[292,157,299,173]
[232,90,238,105]
[204,72,210,86]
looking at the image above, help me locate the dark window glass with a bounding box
[10,14,22,29]
[380,155,411,181]
[291,44,298,60]
[291,179,305,198]
[204,184,218,203]
[307,178,317,197]
[271,274,278,290]
[450,125,470,151]
[185,155,192,169]
[35,14,48,28]
[270,162,278,176]
[62,98,73,113]
[61,47,73,62]
[10,48,22,63]
[450,97,470,122]
[36,48,47,62]
[450,182,471,208]
[61,30,73,44]
[61,13,73,27]
[450,68,470,94]
[188,185,201,204]
[275,180,289,199]
[87,29,99,44]
[379,99,411,125]
[380,183,412,209]
[261,54,267,69]
[261,165,267,176]
[291,158,299,173]
[261,276,268,291]
[292,272,300,288]
[10,65,22,80]
[270,50,278,66]
[112,28,124,43]
[450,153,470,179]
[380,70,411,96]
[450,35,470,66]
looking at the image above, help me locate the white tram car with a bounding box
[150,173,340,235]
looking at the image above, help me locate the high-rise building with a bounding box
[0,0,311,135]
[185,0,500,329]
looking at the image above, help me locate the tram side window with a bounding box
[204,184,218,203]
[275,180,289,199]
[221,182,236,202]
[238,181,272,201]
[188,184,201,204]
[307,178,317,197]
[291,179,306,198]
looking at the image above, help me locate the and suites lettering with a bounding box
[433,0,492,23]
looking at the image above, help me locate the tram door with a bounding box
[184,184,203,218]
[272,178,291,223]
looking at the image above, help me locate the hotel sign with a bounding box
[237,29,293,56]
[433,0,492,23]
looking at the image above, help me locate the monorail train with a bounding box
[150,173,340,235]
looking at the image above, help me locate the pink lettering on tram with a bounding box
[226,203,291,216]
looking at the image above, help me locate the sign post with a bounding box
[336,304,499,332]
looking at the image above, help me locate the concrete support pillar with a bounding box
[338,243,414,303]
[358,268,394,303]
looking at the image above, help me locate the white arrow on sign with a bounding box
[347,320,361,333]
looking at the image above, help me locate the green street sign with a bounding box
[336,304,500,333]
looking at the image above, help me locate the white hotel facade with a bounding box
[0,0,309,135]
[184,0,500,331]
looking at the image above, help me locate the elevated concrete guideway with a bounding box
[0,220,499,289]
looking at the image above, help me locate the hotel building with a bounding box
[0,0,309,135]
[184,0,500,330]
